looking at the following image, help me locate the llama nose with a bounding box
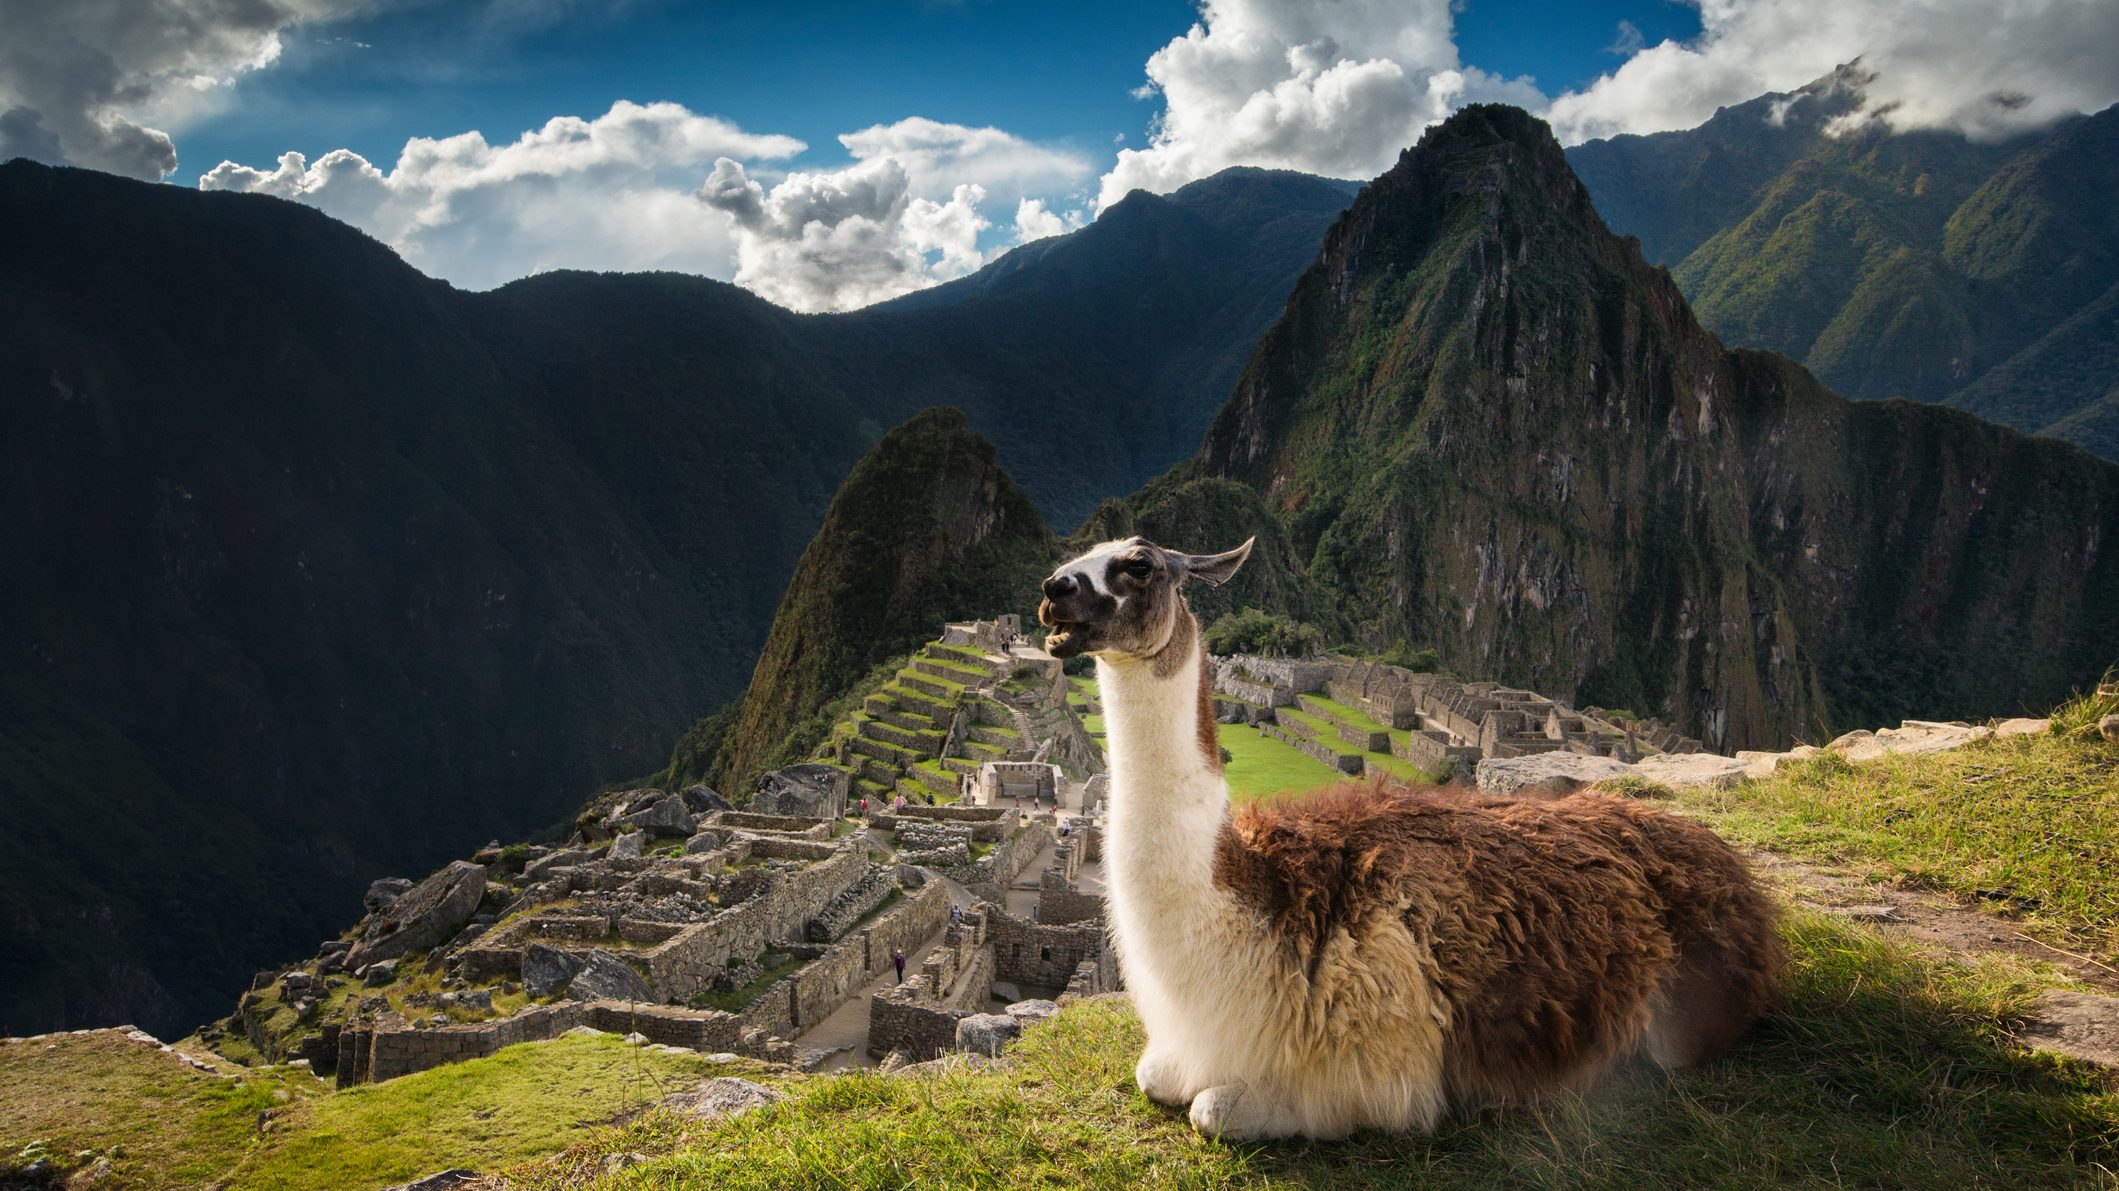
[1043,573,1077,600]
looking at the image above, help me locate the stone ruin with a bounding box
[973,760,1061,807]
[1210,653,1704,782]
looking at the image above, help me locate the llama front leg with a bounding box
[1188,1082,1315,1141]
[1133,1045,1197,1107]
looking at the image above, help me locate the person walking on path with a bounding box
[892,948,907,983]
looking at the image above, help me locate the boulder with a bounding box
[523,848,589,880]
[989,981,1022,1004]
[618,794,694,837]
[1630,753,1749,791]
[683,784,734,814]
[358,961,397,987]
[565,951,654,1003]
[609,831,647,860]
[363,877,413,914]
[2100,714,2119,743]
[1474,753,1631,799]
[1004,998,1060,1026]
[1995,717,2050,737]
[346,861,488,969]
[522,943,583,999]
[661,1076,786,1119]
[683,831,723,855]
[955,1012,1022,1057]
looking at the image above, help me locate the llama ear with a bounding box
[1177,537,1254,587]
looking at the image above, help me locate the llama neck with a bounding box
[1096,611,1228,907]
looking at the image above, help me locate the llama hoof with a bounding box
[1134,1050,1191,1106]
[1188,1083,1295,1141]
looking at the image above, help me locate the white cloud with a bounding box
[697,118,1093,312]
[1096,0,1544,209]
[1545,0,2119,144]
[201,101,805,290]
[1013,197,1083,242]
[0,0,379,180]
[699,156,991,312]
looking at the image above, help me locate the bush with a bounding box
[1204,607,1324,658]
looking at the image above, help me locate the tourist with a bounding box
[892,948,906,983]
[858,797,867,816]
[1060,820,1071,838]
[950,904,963,927]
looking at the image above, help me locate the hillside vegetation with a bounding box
[1570,71,2119,459]
[701,408,1057,795]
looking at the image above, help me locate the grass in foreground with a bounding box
[0,1032,763,1191]
[1667,729,2119,966]
[502,911,2117,1190]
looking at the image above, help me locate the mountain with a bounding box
[1137,104,2119,752]
[703,408,1056,794]
[0,159,1353,1036]
[1568,70,2119,459]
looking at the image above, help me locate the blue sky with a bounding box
[9,0,2110,309]
[181,0,1703,184]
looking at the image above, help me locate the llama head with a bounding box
[1038,536,1253,662]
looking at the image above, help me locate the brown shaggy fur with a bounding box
[1212,781,1783,1103]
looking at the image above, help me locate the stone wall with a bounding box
[867,988,963,1061]
[1036,870,1103,925]
[806,866,897,942]
[1261,722,1364,774]
[711,811,836,838]
[986,905,1109,992]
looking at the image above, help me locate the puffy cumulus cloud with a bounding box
[200,101,805,290]
[700,156,991,312]
[838,116,1091,200]
[0,0,375,180]
[697,118,1094,312]
[1013,197,1084,242]
[1097,0,1544,209]
[1545,0,2119,144]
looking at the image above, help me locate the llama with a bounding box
[1038,536,1782,1140]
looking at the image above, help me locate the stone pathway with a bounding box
[792,873,980,1073]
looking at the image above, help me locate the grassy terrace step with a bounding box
[1273,707,1367,757]
[859,717,946,754]
[924,642,994,664]
[857,757,902,786]
[853,777,895,803]
[940,756,980,778]
[965,740,1009,760]
[912,656,997,685]
[899,671,969,702]
[1363,752,1435,783]
[911,760,959,797]
[849,735,922,767]
[879,682,957,720]
[967,724,1021,749]
[875,706,939,735]
[1297,693,1393,752]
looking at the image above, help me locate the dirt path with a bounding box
[1739,845,2119,1067]
[1742,849,2119,994]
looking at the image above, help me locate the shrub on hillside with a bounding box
[1205,608,1324,658]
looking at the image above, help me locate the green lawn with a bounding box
[495,913,2116,1191]
[1220,723,1341,803]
